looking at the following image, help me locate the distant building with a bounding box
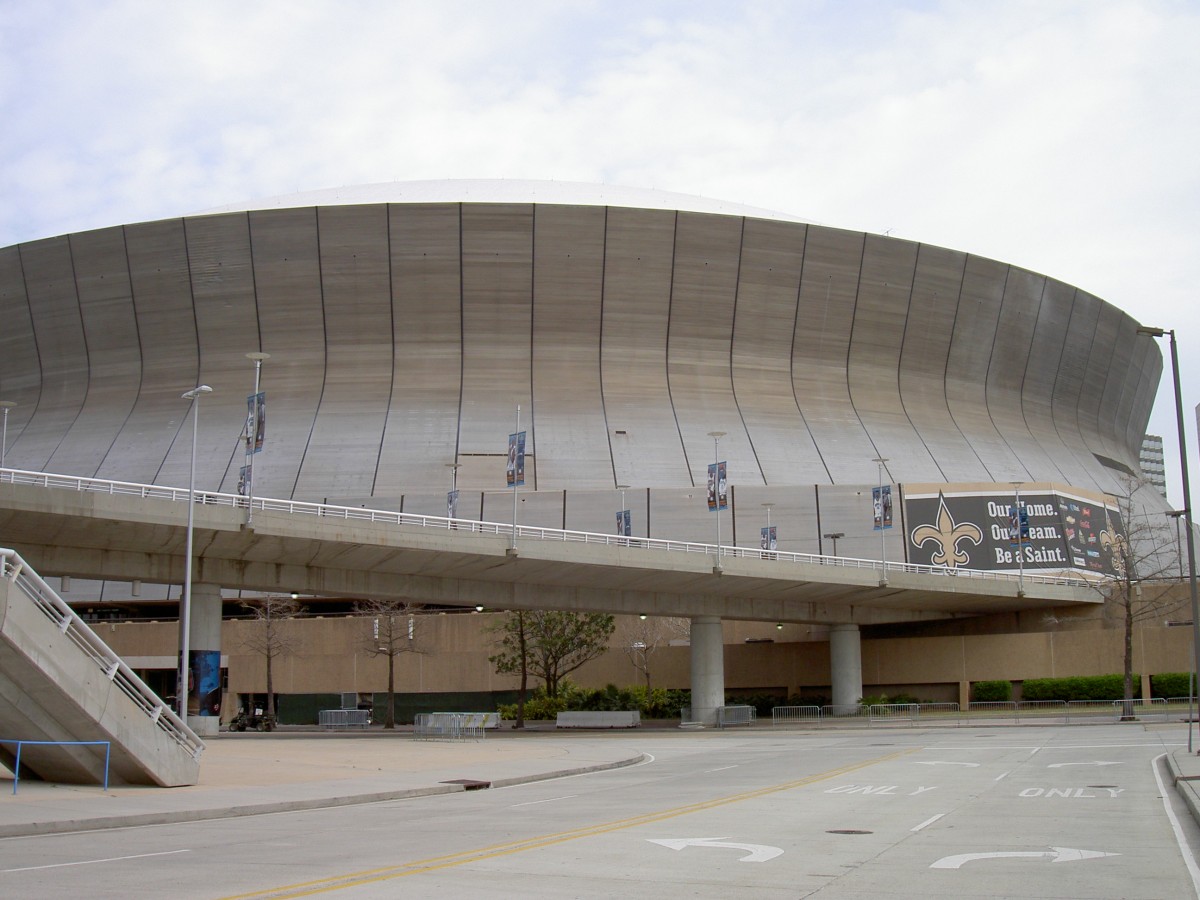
[1141,434,1167,498]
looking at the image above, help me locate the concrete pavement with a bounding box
[6,725,1200,840]
[0,727,646,838]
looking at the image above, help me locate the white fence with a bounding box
[413,712,489,741]
[318,709,370,729]
[771,698,1187,728]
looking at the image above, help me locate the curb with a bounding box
[1166,749,1200,829]
[0,752,647,838]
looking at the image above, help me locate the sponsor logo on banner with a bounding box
[905,485,1125,577]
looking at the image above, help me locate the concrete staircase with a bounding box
[0,548,202,787]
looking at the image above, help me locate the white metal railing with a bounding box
[413,712,487,741]
[0,466,1088,588]
[318,708,370,729]
[0,548,204,761]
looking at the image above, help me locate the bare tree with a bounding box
[239,594,303,723]
[1093,478,1187,716]
[623,616,690,690]
[354,598,427,728]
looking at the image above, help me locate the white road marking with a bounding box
[705,765,738,773]
[914,761,979,767]
[931,847,1118,869]
[994,771,1011,781]
[3,849,190,873]
[1152,753,1200,898]
[1047,761,1122,768]
[911,813,945,832]
[512,794,578,807]
[648,837,783,863]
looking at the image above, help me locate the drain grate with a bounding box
[826,829,873,835]
[440,779,491,790]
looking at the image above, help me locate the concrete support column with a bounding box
[830,623,863,711]
[690,615,725,726]
[187,583,223,736]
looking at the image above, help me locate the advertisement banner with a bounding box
[447,488,459,518]
[506,431,526,487]
[188,649,222,717]
[904,485,1125,576]
[707,462,728,511]
[246,392,266,453]
[617,509,631,537]
[760,526,777,551]
[873,485,893,530]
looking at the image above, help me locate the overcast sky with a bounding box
[2,1,1197,503]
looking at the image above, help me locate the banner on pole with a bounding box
[707,462,728,511]
[506,431,526,487]
[873,485,893,530]
[760,526,777,551]
[617,509,631,537]
[246,392,266,453]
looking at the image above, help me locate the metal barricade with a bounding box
[413,712,486,741]
[771,705,823,727]
[716,705,756,728]
[868,703,919,726]
[1015,700,1069,723]
[318,709,370,729]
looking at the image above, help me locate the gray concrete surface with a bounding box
[5,724,1200,845]
[0,727,646,838]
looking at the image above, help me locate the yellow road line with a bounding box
[220,747,915,899]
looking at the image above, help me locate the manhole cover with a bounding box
[440,779,491,790]
[826,829,873,835]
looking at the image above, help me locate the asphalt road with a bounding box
[4,724,1199,899]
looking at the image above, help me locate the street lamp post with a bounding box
[244,352,269,525]
[0,400,16,468]
[179,384,213,722]
[824,531,844,558]
[446,462,461,523]
[1137,325,1200,753]
[708,432,727,570]
[617,484,630,537]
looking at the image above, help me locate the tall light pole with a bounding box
[1137,325,1200,753]
[244,352,269,525]
[1168,510,1186,581]
[873,457,890,585]
[761,502,775,554]
[446,462,461,522]
[179,384,213,722]
[617,484,630,537]
[824,531,844,558]
[0,400,15,468]
[708,431,727,570]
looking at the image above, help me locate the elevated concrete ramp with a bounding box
[0,549,202,787]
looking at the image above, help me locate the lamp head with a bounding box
[181,384,213,400]
[1136,326,1166,338]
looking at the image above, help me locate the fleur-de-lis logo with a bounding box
[1099,509,1130,578]
[910,494,984,569]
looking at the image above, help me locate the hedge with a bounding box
[1150,672,1194,699]
[1020,674,1133,701]
[971,680,1012,702]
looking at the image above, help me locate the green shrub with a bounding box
[972,680,1013,702]
[1151,672,1194,698]
[1020,674,1133,701]
[496,682,691,719]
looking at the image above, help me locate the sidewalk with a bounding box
[0,728,646,838]
[1167,747,1200,827]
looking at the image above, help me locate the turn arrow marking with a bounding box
[1046,761,1122,768]
[931,846,1119,869]
[648,837,783,863]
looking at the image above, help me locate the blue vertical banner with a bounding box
[447,489,460,518]
[1008,505,1030,546]
[760,526,777,550]
[246,392,266,453]
[707,462,728,511]
[506,431,526,487]
[617,509,631,537]
[873,485,893,530]
[238,464,251,497]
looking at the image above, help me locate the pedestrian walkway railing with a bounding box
[0,466,1087,589]
[0,548,203,761]
[413,712,487,741]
